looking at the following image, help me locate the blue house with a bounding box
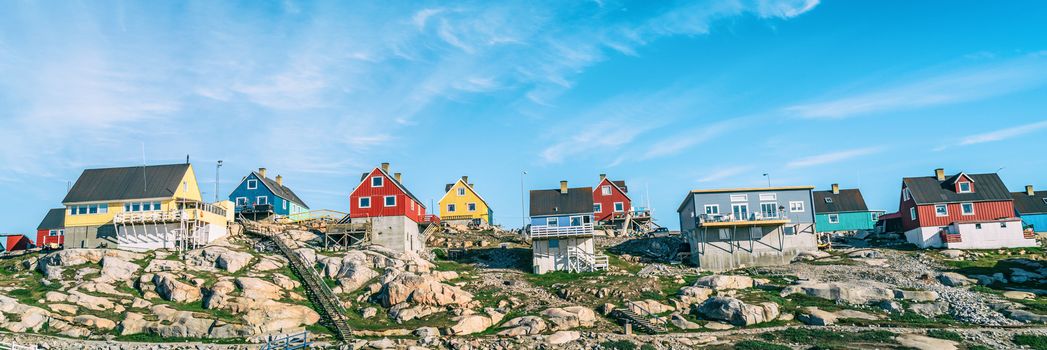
[813,184,884,233]
[1013,185,1047,233]
[528,181,606,274]
[229,168,309,218]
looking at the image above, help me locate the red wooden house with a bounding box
[348,162,429,223]
[592,174,631,223]
[1,234,32,252]
[36,208,66,249]
[899,168,1035,249]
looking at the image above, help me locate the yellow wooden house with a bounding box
[62,163,232,251]
[438,176,492,226]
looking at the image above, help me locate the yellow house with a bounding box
[62,163,231,251]
[438,176,492,226]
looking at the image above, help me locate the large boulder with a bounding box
[541,306,597,331]
[236,277,285,301]
[678,286,714,306]
[37,249,142,279]
[144,259,186,273]
[781,280,894,305]
[67,291,122,312]
[186,246,253,273]
[798,307,837,326]
[896,333,958,350]
[696,297,778,326]
[909,302,949,318]
[379,272,473,307]
[669,313,702,330]
[149,305,215,338]
[938,272,976,287]
[694,275,754,290]
[498,316,546,336]
[97,256,140,283]
[447,314,492,335]
[242,300,321,333]
[73,315,117,330]
[547,330,581,345]
[894,290,939,302]
[389,303,441,323]
[627,300,675,315]
[152,273,202,303]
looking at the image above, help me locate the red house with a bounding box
[36,208,66,249]
[592,174,631,223]
[1,234,33,252]
[347,163,429,253]
[899,168,1035,249]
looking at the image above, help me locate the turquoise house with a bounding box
[1013,185,1047,233]
[229,168,309,218]
[813,184,883,233]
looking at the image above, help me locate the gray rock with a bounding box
[696,297,778,326]
[938,272,975,287]
[908,302,949,318]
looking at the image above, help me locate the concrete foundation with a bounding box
[685,223,817,272]
[352,216,424,254]
[905,219,1036,249]
[531,236,595,274]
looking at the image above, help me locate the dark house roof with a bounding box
[1012,190,1047,215]
[612,180,628,193]
[37,208,66,230]
[62,164,191,204]
[530,187,594,217]
[251,172,308,208]
[813,189,870,213]
[358,167,425,208]
[902,173,1012,205]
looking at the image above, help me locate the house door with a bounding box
[732,204,749,221]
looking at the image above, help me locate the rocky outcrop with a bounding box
[186,246,253,273]
[627,299,674,315]
[98,256,140,283]
[678,286,714,306]
[540,306,596,331]
[669,313,702,330]
[379,272,473,307]
[694,275,754,290]
[152,273,202,303]
[242,300,321,333]
[938,272,976,287]
[236,277,285,301]
[547,330,580,345]
[798,307,880,326]
[498,316,546,336]
[0,296,50,333]
[447,314,493,335]
[780,280,895,305]
[696,297,778,326]
[909,302,949,318]
[37,249,143,279]
[144,259,186,273]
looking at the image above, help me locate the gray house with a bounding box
[678,186,817,272]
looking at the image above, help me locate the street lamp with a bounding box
[215,160,223,203]
[763,173,771,187]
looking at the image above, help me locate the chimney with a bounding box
[258,168,267,178]
[469,183,474,189]
[462,176,469,184]
[599,174,606,181]
[934,168,945,181]
[560,180,568,194]
[381,162,390,172]
[276,175,283,186]
[394,172,402,183]
[831,183,840,195]
[1028,185,1035,196]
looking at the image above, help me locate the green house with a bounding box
[814,184,883,233]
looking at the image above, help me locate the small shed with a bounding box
[0,234,33,252]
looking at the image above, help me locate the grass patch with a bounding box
[599,340,638,350]
[759,328,896,346]
[925,329,964,342]
[1014,334,1047,350]
[734,340,790,350]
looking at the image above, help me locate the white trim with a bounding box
[828,213,840,224]
[383,195,396,207]
[789,201,805,212]
[594,203,603,213]
[958,182,972,193]
[601,185,612,196]
[371,176,384,188]
[256,196,268,205]
[236,197,248,206]
[730,194,748,202]
[247,179,258,190]
[903,187,911,201]
[613,202,624,212]
[760,202,779,218]
[759,193,777,201]
[457,187,466,196]
[910,207,917,220]
[935,204,948,217]
[961,202,975,216]
[546,217,558,227]
[704,204,720,215]
[358,197,371,208]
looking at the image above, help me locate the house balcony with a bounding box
[530,223,594,239]
[237,204,273,214]
[114,210,186,224]
[441,214,480,221]
[420,214,441,225]
[698,213,790,227]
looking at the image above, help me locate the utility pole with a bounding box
[520,171,527,230]
[215,160,223,203]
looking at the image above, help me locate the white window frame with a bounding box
[468,202,477,212]
[358,197,371,208]
[594,203,602,213]
[613,202,624,212]
[546,217,558,227]
[283,200,288,210]
[457,187,466,196]
[247,179,258,190]
[371,176,384,187]
[732,203,749,220]
[601,186,612,196]
[236,197,247,206]
[789,201,805,212]
[910,207,917,220]
[704,204,719,215]
[256,196,268,205]
[760,202,779,218]
[828,214,840,224]
[961,202,974,216]
[384,195,396,207]
[958,182,972,193]
[447,203,456,212]
[730,194,748,202]
[935,204,948,217]
[1000,222,1007,228]
[759,193,777,201]
[569,215,582,226]
[903,188,911,201]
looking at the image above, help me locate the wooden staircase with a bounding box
[609,304,667,334]
[240,219,353,342]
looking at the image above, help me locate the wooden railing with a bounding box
[940,229,963,243]
[530,223,594,238]
[420,214,441,225]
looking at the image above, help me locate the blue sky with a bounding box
[2,0,1046,235]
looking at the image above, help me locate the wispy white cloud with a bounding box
[786,146,885,168]
[935,119,1047,151]
[785,54,1047,119]
[697,165,755,183]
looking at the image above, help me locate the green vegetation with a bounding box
[733,340,790,350]
[759,328,897,348]
[925,329,964,342]
[599,340,638,350]
[115,333,246,344]
[1014,334,1047,350]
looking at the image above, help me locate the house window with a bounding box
[371,176,384,187]
[789,201,805,212]
[824,197,833,203]
[958,182,972,193]
[935,205,948,217]
[546,217,558,227]
[447,204,456,212]
[601,186,611,196]
[732,204,749,221]
[247,179,257,190]
[759,193,777,201]
[975,223,982,229]
[704,205,719,215]
[468,203,477,212]
[548,239,559,249]
[828,214,840,224]
[761,203,778,218]
[903,188,911,201]
[257,196,268,205]
[283,200,288,210]
[569,216,582,226]
[594,203,602,213]
[384,195,396,207]
[236,197,248,206]
[358,197,371,208]
[614,202,624,212]
[411,201,415,210]
[961,203,974,215]
[784,226,796,235]
[730,194,747,202]
[910,207,917,220]
[871,212,881,221]
[457,187,466,196]
[1000,222,1007,228]
[1042,198,1047,205]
